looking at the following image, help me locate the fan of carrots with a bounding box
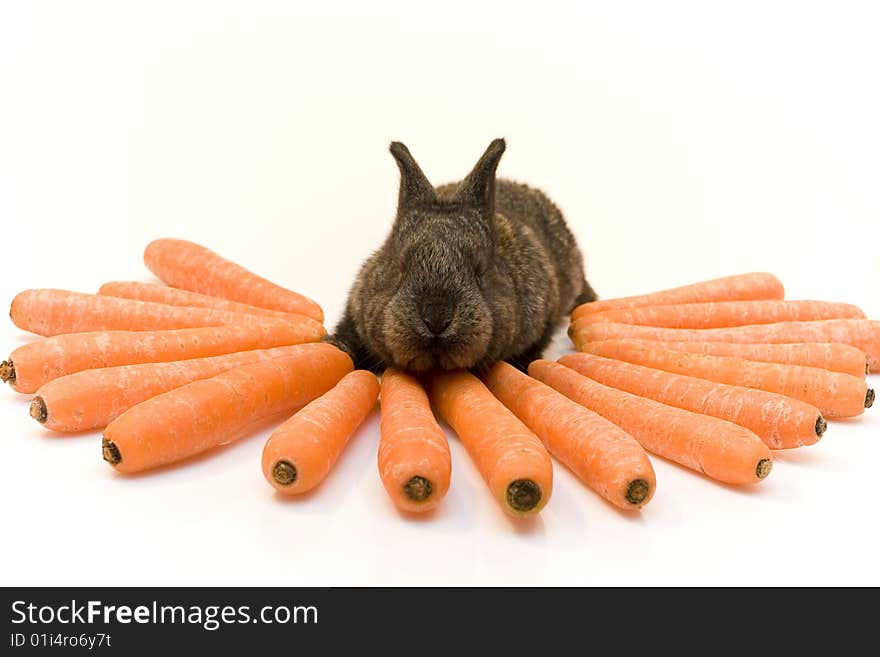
[2,240,877,520]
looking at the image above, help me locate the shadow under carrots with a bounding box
[506,512,546,538]
[609,504,648,525]
[770,446,829,467]
[392,504,443,524]
[36,426,103,440]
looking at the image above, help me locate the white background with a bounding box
[1,1,878,586]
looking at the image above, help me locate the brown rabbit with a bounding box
[327,138,596,372]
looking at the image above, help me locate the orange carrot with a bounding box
[482,362,655,510]
[529,360,773,485]
[571,272,784,322]
[559,352,825,449]
[262,370,380,495]
[570,319,880,373]
[579,300,864,329]
[144,238,324,322]
[103,348,353,474]
[378,368,452,513]
[427,370,553,517]
[580,339,868,378]
[9,289,313,337]
[579,341,872,419]
[1,322,324,394]
[31,344,329,432]
[99,281,299,322]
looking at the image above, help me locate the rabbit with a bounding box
[326,138,597,373]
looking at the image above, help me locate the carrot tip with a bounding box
[756,458,773,480]
[506,479,542,513]
[815,416,827,438]
[29,397,47,424]
[272,460,298,486]
[625,479,651,505]
[403,476,433,502]
[0,359,15,385]
[102,438,122,466]
[866,389,875,409]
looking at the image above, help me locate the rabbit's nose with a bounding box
[421,312,451,337]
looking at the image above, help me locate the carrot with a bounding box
[579,300,865,329]
[570,319,880,373]
[262,370,379,495]
[103,348,353,474]
[31,344,329,432]
[580,339,868,378]
[571,272,784,322]
[9,289,314,337]
[579,341,872,419]
[528,360,773,485]
[1,322,324,395]
[427,370,553,517]
[144,238,323,322]
[98,281,299,322]
[482,361,655,510]
[559,353,825,449]
[377,368,452,513]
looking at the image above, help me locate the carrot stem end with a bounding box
[0,360,15,385]
[756,458,772,480]
[866,389,875,409]
[102,438,121,466]
[625,479,650,505]
[29,397,47,424]
[403,476,433,502]
[815,416,827,438]
[272,460,298,486]
[506,479,542,513]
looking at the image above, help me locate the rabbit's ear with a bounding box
[454,138,506,214]
[390,141,437,210]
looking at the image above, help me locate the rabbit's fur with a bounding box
[327,138,596,373]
